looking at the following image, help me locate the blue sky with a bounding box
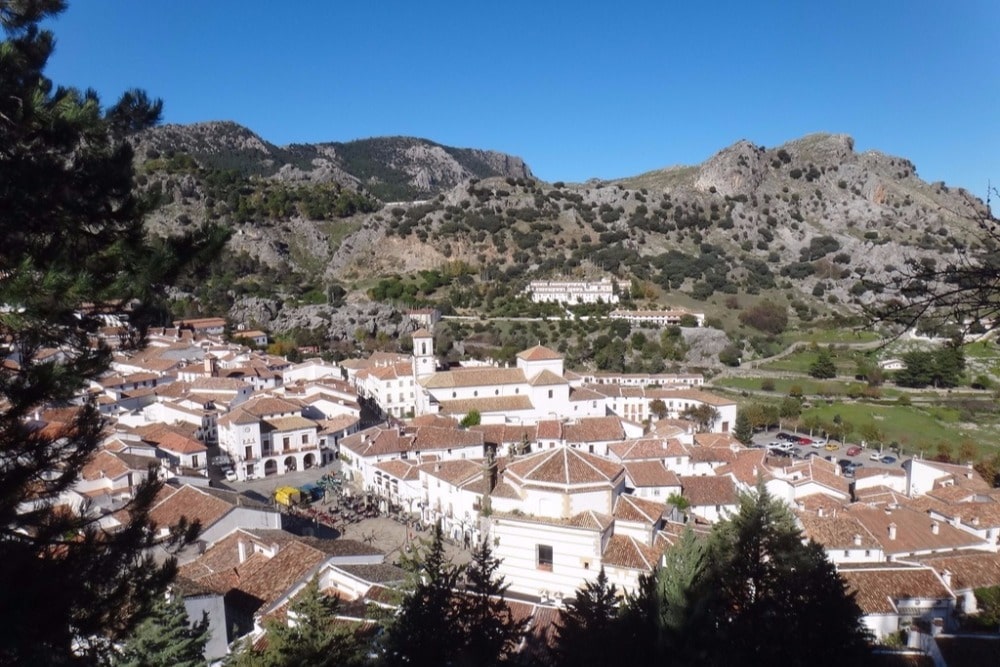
[44,1,998,199]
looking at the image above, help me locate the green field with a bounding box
[799,401,1000,457]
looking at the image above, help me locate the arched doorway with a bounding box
[303,453,316,469]
[284,456,297,473]
[264,459,278,476]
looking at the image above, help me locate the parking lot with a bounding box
[750,430,907,476]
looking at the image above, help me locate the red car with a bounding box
[797,436,813,445]
[846,446,862,457]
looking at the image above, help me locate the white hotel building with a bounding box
[525,278,618,305]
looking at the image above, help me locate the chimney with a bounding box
[853,533,862,547]
[966,464,974,480]
[818,507,825,518]
[237,540,247,563]
[972,516,980,527]
[888,523,897,541]
[931,521,940,535]
[942,570,953,588]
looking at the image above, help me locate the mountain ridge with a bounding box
[135,121,992,355]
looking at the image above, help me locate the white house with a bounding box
[216,396,322,481]
[840,566,955,639]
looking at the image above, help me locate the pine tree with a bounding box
[118,595,210,667]
[809,349,837,379]
[230,575,362,667]
[382,523,465,665]
[0,2,202,662]
[551,567,621,667]
[684,487,871,667]
[458,538,526,666]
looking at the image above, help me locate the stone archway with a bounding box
[284,456,297,473]
[303,453,316,469]
[264,459,278,476]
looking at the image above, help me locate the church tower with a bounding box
[411,328,435,380]
[411,328,436,416]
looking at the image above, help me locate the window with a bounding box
[537,545,553,571]
[548,390,553,399]
[245,446,253,460]
[301,434,308,445]
[283,437,290,449]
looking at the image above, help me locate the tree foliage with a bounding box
[382,523,465,665]
[458,538,526,666]
[551,567,621,667]
[738,300,788,335]
[808,348,837,379]
[118,595,209,667]
[868,190,1000,336]
[680,404,720,432]
[0,2,200,662]
[733,410,753,445]
[229,575,363,667]
[683,487,871,667]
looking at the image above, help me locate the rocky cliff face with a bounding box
[137,123,991,336]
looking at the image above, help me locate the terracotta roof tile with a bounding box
[797,512,881,549]
[840,566,952,615]
[81,450,131,481]
[422,367,527,389]
[613,494,667,523]
[562,416,625,444]
[505,447,624,488]
[516,345,562,361]
[437,395,534,414]
[623,461,681,488]
[150,484,232,533]
[916,551,1000,591]
[847,505,987,555]
[679,475,738,507]
[602,534,661,571]
[608,437,688,461]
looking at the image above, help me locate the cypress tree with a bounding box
[551,567,621,667]
[458,538,526,666]
[382,523,465,665]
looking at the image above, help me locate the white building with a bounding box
[217,396,322,481]
[525,278,618,305]
[609,308,705,327]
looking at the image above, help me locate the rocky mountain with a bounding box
[136,123,991,346]
[132,121,533,201]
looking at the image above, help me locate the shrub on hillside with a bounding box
[739,300,789,335]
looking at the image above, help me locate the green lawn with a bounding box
[799,401,998,457]
[759,346,870,375]
[783,329,881,346]
[712,376,866,396]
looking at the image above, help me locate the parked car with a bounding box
[797,437,813,445]
[791,447,804,458]
[870,451,883,461]
[846,446,862,457]
[881,455,898,464]
[824,443,839,452]
[224,468,238,482]
[811,440,825,448]
[777,432,797,441]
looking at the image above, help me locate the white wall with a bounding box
[492,518,604,598]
